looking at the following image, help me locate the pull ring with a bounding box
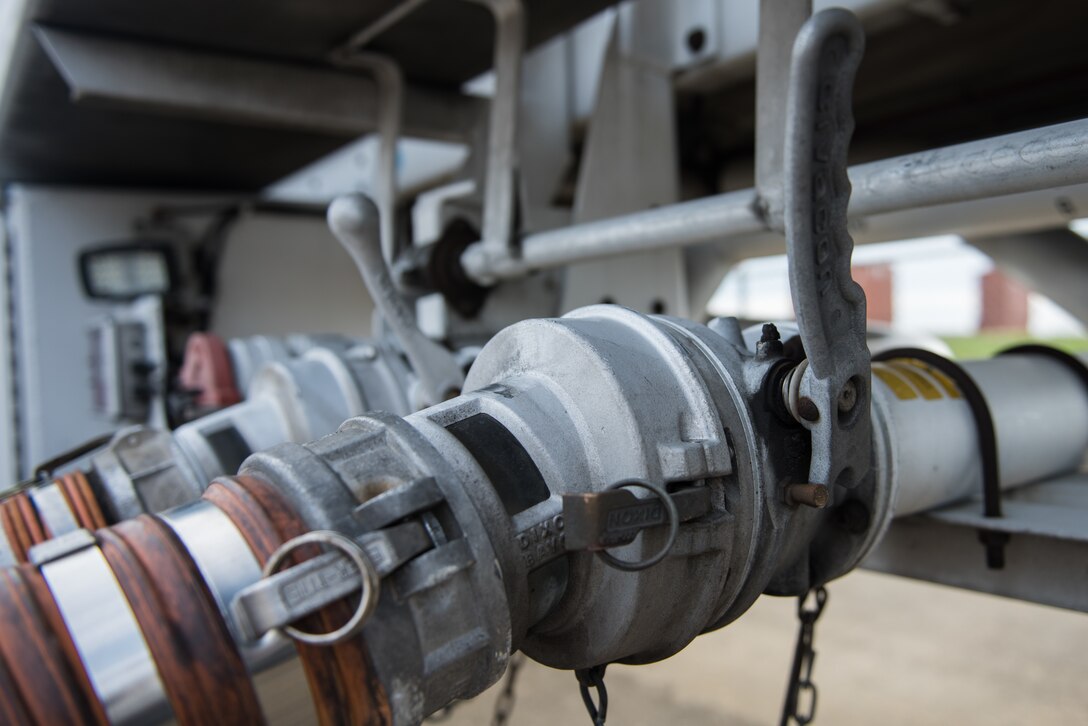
[262,530,381,646]
[596,480,679,572]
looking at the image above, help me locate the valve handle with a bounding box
[784,9,871,494]
[329,194,465,407]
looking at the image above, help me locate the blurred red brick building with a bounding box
[979,269,1029,331]
[852,263,894,325]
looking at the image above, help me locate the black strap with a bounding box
[872,348,1008,569]
[998,344,1088,393]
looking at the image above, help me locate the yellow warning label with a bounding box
[873,364,917,400]
[899,359,961,399]
[887,362,943,400]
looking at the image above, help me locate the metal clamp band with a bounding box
[158,500,318,726]
[40,542,176,725]
[159,501,283,661]
[29,482,80,538]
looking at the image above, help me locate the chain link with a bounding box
[780,586,828,726]
[432,585,828,726]
[424,652,526,725]
[426,705,456,722]
[492,652,525,726]
[574,664,609,725]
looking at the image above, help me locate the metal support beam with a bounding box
[683,180,1088,316]
[965,228,1088,326]
[334,53,405,264]
[473,0,525,263]
[864,475,1088,613]
[35,26,483,144]
[560,8,688,316]
[463,188,764,282]
[462,118,1088,282]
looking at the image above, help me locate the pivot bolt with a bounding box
[757,323,784,359]
[797,397,820,422]
[787,483,829,509]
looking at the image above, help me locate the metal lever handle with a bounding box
[231,521,432,644]
[329,194,466,407]
[563,482,712,572]
[784,9,870,493]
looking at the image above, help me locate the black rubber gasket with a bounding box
[426,218,492,319]
[203,425,252,476]
[445,413,550,516]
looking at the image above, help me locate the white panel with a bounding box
[0,186,371,479]
[4,186,198,477]
[210,212,374,339]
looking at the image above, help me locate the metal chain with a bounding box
[425,706,456,722]
[780,586,828,726]
[492,652,525,726]
[425,652,526,724]
[574,664,609,725]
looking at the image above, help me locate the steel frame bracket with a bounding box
[466,0,525,281]
[34,25,481,143]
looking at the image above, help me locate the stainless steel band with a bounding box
[29,481,80,537]
[0,482,82,568]
[37,531,177,726]
[0,520,16,567]
[158,499,319,726]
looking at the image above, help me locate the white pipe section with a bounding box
[174,347,414,485]
[871,354,1088,517]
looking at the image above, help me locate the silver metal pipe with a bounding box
[473,0,525,262]
[848,118,1088,217]
[461,188,764,282]
[337,53,404,264]
[461,118,1088,282]
[754,0,812,229]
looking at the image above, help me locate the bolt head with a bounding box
[838,380,858,413]
[787,483,830,509]
[797,397,820,422]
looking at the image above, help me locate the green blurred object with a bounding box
[941,334,1088,360]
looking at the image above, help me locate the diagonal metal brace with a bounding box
[784,9,871,494]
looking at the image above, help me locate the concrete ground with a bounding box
[437,570,1088,725]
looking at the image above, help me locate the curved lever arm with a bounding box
[784,9,870,492]
[329,194,465,407]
